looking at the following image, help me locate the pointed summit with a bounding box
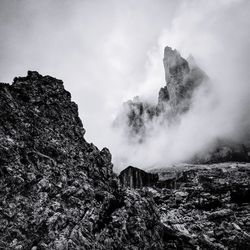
[163,46,190,84]
[161,46,206,113]
[115,46,207,142]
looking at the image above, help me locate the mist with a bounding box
[0,0,250,172]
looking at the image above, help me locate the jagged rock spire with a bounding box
[115,46,207,143]
[158,46,205,113]
[163,46,190,84]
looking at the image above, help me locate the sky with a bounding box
[0,0,250,171]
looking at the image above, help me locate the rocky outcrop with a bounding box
[119,166,158,188]
[162,47,206,114]
[154,163,250,249]
[135,163,250,249]
[0,72,167,250]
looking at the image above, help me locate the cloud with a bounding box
[110,0,250,170]
[0,0,177,145]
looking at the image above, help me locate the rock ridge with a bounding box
[0,71,176,250]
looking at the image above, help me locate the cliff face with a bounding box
[162,47,205,114]
[119,166,158,188]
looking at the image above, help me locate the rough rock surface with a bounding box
[122,163,250,249]
[162,46,205,114]
[119,166,158,188]
[1,71,249,250]
[0,72,166,250]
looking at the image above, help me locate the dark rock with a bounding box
[157,86,169,110]
[152,163,250,249]
[163,47,206,114]
[191,141,249,164]
[115,97,159,143]
[0,71,171,250]
[119,166,159,188]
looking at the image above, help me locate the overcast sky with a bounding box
[0,0,178,138]
[1,0,250,170]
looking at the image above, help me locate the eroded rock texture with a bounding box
[119,166,158,188]
[162,47,205,114]
[0,72,166,250]
[121,163,250,249]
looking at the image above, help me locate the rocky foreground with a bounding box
[0,71,250,249]
[120,164,250,249]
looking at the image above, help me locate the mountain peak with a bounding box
[115,46,206,143]
[163,46,190,83]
